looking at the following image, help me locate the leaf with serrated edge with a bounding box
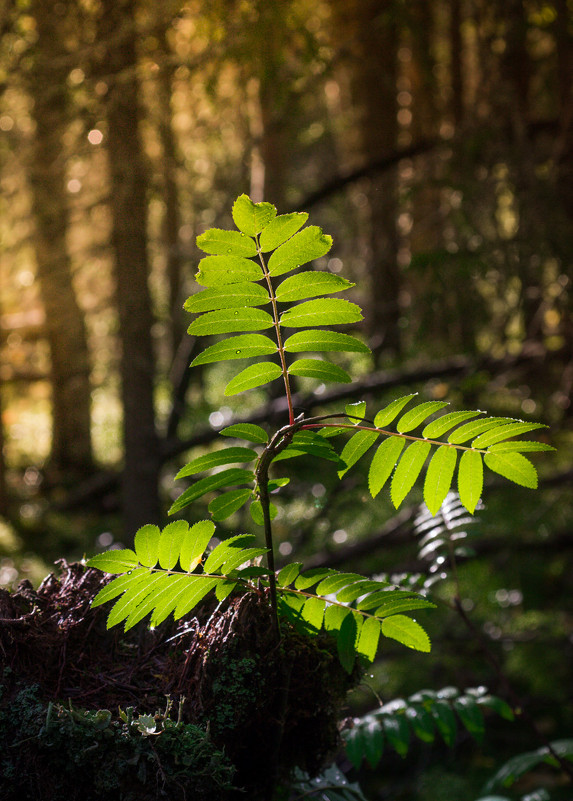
[158,520,188,570]
[280,298,362,327]
[267,226,332,276]
[123,574,181,629]
[382,615,431,652]
[232,194,276,235]
[175,447,257,479]
[284,330,370,353]
[390,441,431,508]
[220,423,268,443]
[187,308,274,336]
[107,572,168,629]
[203,534,257,574]
[346,401,366,422]
[301,596,325,630]
[487,441,555,453]
[87,549,138,574]
[447,417,515,444]
[179,520,215,572]
[91,568,150,608]
[259,212,308,251]
[134,524,161,568]
[218,547,268,574]
[396,401,449,433]
[315,572,364,595]
[356,617,381,663]
[422,411,483,439]
[288,358,351,384]
[152,575,207,626]
[191,335,277,367]
[484,452,538,488]
[196,228,257,257]
[195,255,262,287]
[209,489,252,521]
[185,282,269,313]
[369,436,406,498]
[374,395,417,428]
[458,450,483,514]
[295,567,332,590]
[471,422,547,449]
[275,272,354,302]
[277,562,303,587]
[169,468,255,514]
[373,598,437,617]
[338,430,379,477]
[424,446,458,516]
[224,362,283,396]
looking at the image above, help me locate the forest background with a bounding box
[0,0,572,798]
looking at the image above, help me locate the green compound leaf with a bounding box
[484,451,538,489]
[196,227,257,257]
[346,400,366,423]
[258,211,308,251]
[184,282,269,313]
[338,429,379,477]
[391,441,431,508]
[208,489,253,521]
[454,696,485,742]
[87,549,138,574]
[396,400,449,433]
[458,449,484,514]
[424,446,458,516]
[276,562,303,587]
[337,611,359,674]
[487,441,555,453]
[107,572,169,629]
[447,417,515,444]
[280,298,363,328]
[381,615,431,652]
[195,255,262,286]
[275,271,354,302]
[369,436,406,498]
[91,568,150,608]
[300,596,325,631]
[169,468,255,514]
[356,616,382,663]
[382,711,411,757]
[283,330,370,353]
[432,700,458,746]
[158,520,189,570]
[422,410,483,439]
[249,499,278,525]
[175,446,258,479]
[374,394,418,427]
[179,520,215,572]
[187,308,274,336]
[203,533,257,573]
[288,358,352,384]
[220,423,269,443]
[191,334,277,367]
[224,361,283,396]
[134,524,160,568]
[267,225,333,276]
[232,194,276,235]
[471,422,548,449]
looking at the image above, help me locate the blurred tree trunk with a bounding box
[27,0,93,480]
[97,0,161,534]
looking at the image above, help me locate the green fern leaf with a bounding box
[280,298,362,327]
[275,271,354,302]
[471,422,547,449]
[195,255,261,286]
[338,430,379,477]
[208,489,252,521]
[232,194,276,235]
[368,436,406,498]
[424,446,458,516]
[187,308,274,336]
[258,212,308,251]
[484,451,538,488]
[267,225,332,276]
[196,227,257,257]
[390,441,431,508]
[422,410,483,439]
[283,330,370,353]
[184,282,269,313]
[457,449,483,514]
[288,358,352,384]
[191,335,277,366]
[175,447,258,479]
[134,524,160,568]
[396,400,449,433]
[179,520,215,572]
[381,615,431,652]
[169,468,255,514]
[447,417,515,444]
[224,362,283,396]
[220,423,268,443]
[373,394,417,427]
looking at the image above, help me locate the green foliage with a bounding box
[482,740,573,795]
[343,686,515,769]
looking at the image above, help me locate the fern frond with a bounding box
[414,491,482,576]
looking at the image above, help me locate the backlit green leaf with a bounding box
[151,574,200,626]
[134,524,160,568]
[191,335,277,366]
[283,330,370,353]
[422,411,483,439]
[471,422,547,449]
[258,212,308,251]
[106,572,166,628]
[315,572,364,595]
[381,615,431,652]
[280,298,362,328]
[218,546,268,574]
[288,358,352,384]
[374,394,417,428]
[249,499,278,525]
[373,598,437,618]
[179,520,215,572]
[346,401,366,422]
[184,282,269,312]
[87,549,138,574]
[196,227,257,257]
[158,520,188,570]
[203,533,257,573]
[457,449,483,514]
[209,489,252,521]
[195,255,261,286]
[390,441,431,508]
[175,447,258,478]
[91,568,150,608]
[396,401,449,433]
[220,423,269,443]
[169,468,255,514]
[338,429,379,477]
[484,451,538,488]
[224,362,283,396]
[187,308,273,336]
[277,562,303,587]
[123,573,180,629]
[369,436,405,498]
[232,194,276,235]
[170,577,220,621]
[487,441,555,453]
[275,271,354,302]
[267,225,332,276]
[447,417,515,444]
[356,617,381,662]
[301,596,325,630]
[337,611,359,673]
[424,446,458,516]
